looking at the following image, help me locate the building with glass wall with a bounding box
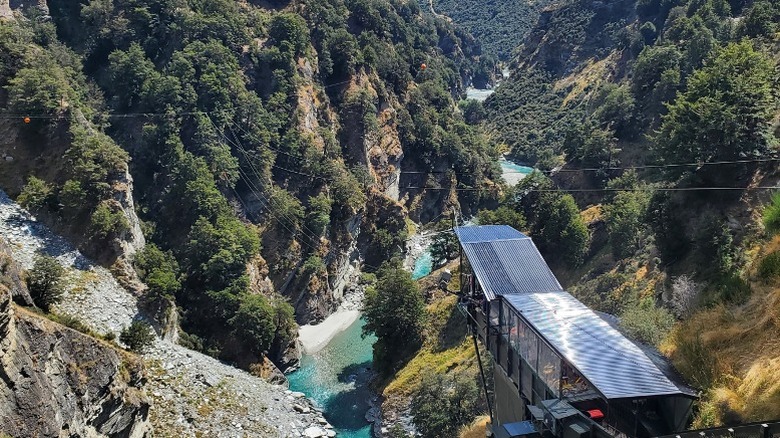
[454,225,698,438]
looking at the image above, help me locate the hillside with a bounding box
[421,0,554,60]
[475,0,780,427]
[0,0,504,379]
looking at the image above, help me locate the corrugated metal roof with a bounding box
[455,226,562,300]
[455,225,528,243]
[505,292,687,399]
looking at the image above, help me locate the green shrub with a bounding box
[90,201,130,239]
[50,313,92,334]
[59,179,88,213]
[359,272,377,285]
[718,275,752,304]
[302,255,326,275]
[763,193,780,235]
[120,321,156,353]
[758,252,780,280]
[619,298,675,346]
[18,176,54,211]
[411,372,481,438]
[27,254,65,311]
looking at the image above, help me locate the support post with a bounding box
[473,328,494,427]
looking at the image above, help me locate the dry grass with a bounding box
[662,246,780,426]
[555,53,619,106]
[580,204,603,224]
[459,415,490,438]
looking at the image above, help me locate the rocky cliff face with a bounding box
[108,164,146,292]
[0,244,150,438]
[0,189,340,437]
[0,0,11,19]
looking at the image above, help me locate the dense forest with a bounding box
[0,0,502,372]
[419,0,554,60]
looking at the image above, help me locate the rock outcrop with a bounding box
[0,252,150,438]
[108,164,146,293]
[0,0,12,19]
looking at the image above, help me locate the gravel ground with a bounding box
[0,189,337,437]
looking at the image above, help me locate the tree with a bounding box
[363,262,426,374]
[90,201,130,239]
[657,41,777,164]
[106,43,159,109]
[6,52,77,115]
[17,176,53,211]
[268,13,310,56]
[229,293,276,355]
[305,193,332,238]
[429,231,458,266]
[534,193,589,267]
[738,1,777,38]
[411,372,481,438]
[27,254,65,311]
[476,206,527,231]
[135,244,181,300]
[603,190,650,259]
[120,320,156,353]
[632,45,681,100]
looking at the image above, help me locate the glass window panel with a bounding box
[489,300,500,326]
[502,303,515,342]
[538,341,561,397]
[521,361,532,400]
[517,318,538,371]
[510,314,520,352]
[561,363,592,399]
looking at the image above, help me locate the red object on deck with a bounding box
[587,409,605,420]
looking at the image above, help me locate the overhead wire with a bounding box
[222,119,328,241]
[399,185,780,192]
[7,110,779,174]
[206,115,323,248]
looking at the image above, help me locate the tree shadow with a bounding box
[336,360,373,384]
[434,304,468,352]
[322,385,374,431]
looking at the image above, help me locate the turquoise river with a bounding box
[286,158,531,437]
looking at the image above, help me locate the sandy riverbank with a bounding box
[298,307,362,354]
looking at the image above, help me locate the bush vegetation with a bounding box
[120,320,155,353]
[423,0,553,60]
[411,371,481,438]
[763,193,780,235]
[758,252,780,281]
[27,254,65,312]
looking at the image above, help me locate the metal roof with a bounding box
[454,225,563,300]
[505,292,689,400]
